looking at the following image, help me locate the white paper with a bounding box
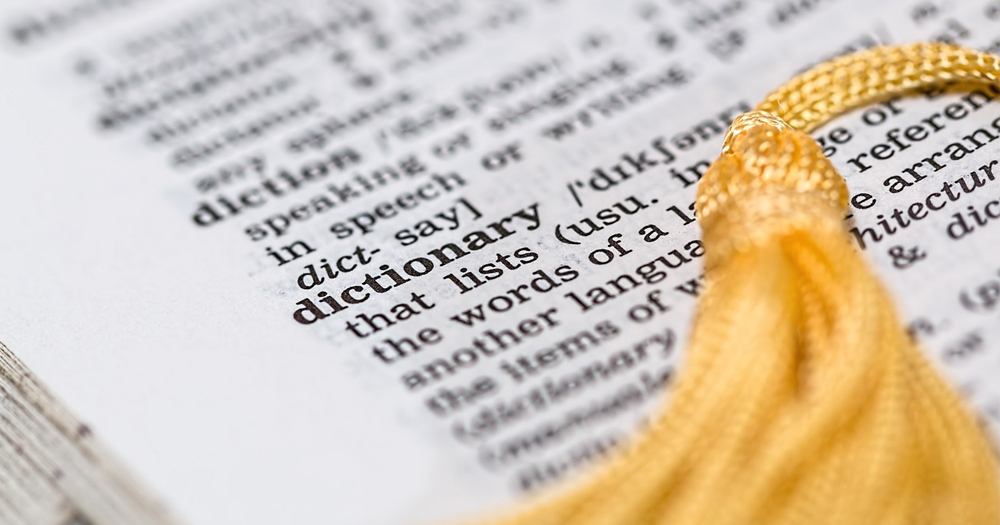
[2,0,1000,523]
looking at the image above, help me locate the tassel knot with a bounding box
[696,112,848,266]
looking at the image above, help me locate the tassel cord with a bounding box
[756,44,1000,131]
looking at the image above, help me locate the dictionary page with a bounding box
[3,0,1000,524]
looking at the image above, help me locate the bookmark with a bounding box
[471,43,1000,525]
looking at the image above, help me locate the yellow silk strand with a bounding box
[467,43,1000,525]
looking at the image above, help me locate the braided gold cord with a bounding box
[757,43,1000,131]
[464,43,1000,525]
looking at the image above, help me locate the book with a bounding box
[1,0,999,523]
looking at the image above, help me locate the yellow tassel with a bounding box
[468,43,1000,525]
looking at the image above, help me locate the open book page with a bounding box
[2,0,1000,523]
